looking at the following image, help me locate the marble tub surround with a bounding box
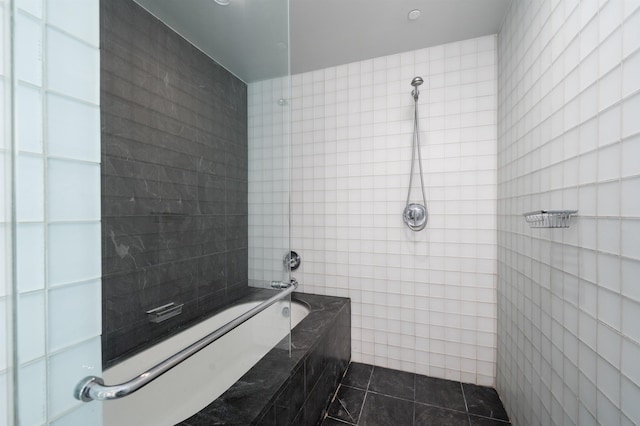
[179,292,351,425]
[100,0,249,365]
[322,363,510,426]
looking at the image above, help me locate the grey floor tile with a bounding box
[321,416,356,426]
[462,383,509,421]
[415,375,467,412]
[414,404,470,426]
[342,362,374,390]
[369,366,415,400]
[327,385,367,424]
[333,363,511,426]
[469,414,511,425]
[359,393,414,426]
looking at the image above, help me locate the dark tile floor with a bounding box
[321,363,510,426]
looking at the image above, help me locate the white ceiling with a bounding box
[133,0,511,83]
[134,0,289,83]
[291,0,512,74]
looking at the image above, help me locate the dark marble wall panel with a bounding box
[101,0,248,366]
[293,304,351,426]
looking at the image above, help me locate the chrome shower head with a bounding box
[411,76,423,100]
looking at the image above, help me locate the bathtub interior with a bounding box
[103,299,309,426]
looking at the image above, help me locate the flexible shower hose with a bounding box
[404,95,428,230]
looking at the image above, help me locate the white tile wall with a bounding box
[249,35,499,385]
[497,0,640,424]
[16,83,43,153]
[45,27,99,104]
[16,224,44,292]
[48,337,101,418]
[48,280,101,352]
[0,371,7,426]
[247,79,291,288]
[49,403,102,426]
[11,0,103,424]
[15,11,42,85]
[18,360,47,425]
[17,292,45,363]
[16,154,44,221]
[0,0,11,423]
[46,0,99,46]
[47,94,100,162]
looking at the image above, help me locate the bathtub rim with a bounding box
[102,298,310,385]
[104,287,295,370]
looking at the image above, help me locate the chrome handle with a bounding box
[270,278,297,289]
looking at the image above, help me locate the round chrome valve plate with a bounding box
[403,203,427,231]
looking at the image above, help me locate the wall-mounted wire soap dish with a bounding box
[523,210,578,228]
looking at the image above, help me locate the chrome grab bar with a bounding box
[74,280,298,402]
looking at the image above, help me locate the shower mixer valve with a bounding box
[403,203,427,231]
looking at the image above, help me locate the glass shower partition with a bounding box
[1,0,14,422]
[10,0,104,424]
[6,0,291,424]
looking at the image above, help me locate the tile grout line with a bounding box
[353,365,376,426]
[365,365,374,391]
[335,364,511,425]
[325,384,342,420]
[326,415,356,426]
[365,377,499,417]
[366,388,471,411]
[322,363,347,426]
[336,394,356,424]
[461,382,469,412]
[413,373,417,426]
[461,382,472,426]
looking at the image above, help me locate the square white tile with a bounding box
[48,280,101,352]
[48,222,101,286]
[46,27,99,104]
[48,337,101,418]
[47,159,100,222]
[16,223,45,293]
[46,94,100,162]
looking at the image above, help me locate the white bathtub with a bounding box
[103,299,310,426]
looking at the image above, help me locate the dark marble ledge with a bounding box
[180,291,351,425]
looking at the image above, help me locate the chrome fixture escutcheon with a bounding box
[403,203,427,231]
[270,277,297,289]
[284,251,301,271]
